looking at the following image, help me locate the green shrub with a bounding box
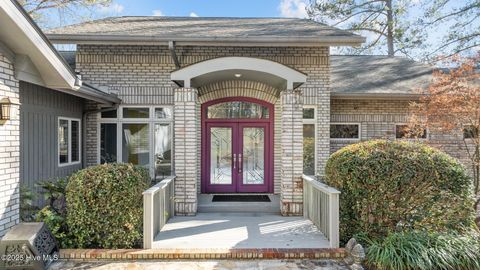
[20,185,38,222]
[37,178,68,216]
[66,163,149,248]
[363,230,480,270]
[36,206,73,248]
[325,140,476,243]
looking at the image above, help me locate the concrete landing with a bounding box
[198,194,281,213]
[152,213,330,249]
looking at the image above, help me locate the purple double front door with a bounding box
[201,98,274,193]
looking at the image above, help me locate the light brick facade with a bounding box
[0,53,20,236]
[78,45,330,216]
[280,89,304,215]
[330,99,471,168]
[173,88,199,215]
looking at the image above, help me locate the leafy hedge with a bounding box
[363,230,480,270]
[66,163,149,248]
[325,140,476,243]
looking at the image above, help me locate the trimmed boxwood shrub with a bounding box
[66,163,149,248]
[325,140,476,244]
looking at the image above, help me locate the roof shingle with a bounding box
[46,16,365,45]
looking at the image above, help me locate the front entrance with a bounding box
[201,97,274,193]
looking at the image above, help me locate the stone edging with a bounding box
[59,248,345,260]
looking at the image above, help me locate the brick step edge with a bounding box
[59,248,345,260]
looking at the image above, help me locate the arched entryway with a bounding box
[201,97,274,193]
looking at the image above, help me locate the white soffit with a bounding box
[0,0,78,89]
[171,57,307,89]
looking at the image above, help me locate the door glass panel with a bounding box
[242,127,265,185]
[100,123,117,163]
[122,123,149,167]
[207,102,269,119]
[154,123,172,179]
[210,127,232,185]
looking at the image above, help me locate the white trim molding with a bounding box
[57,117,82,167]
[0,0,78,89]
[171,57,307,89]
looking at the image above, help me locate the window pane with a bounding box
[155,108,172,119]
[122,124,149,167]
[123,108,149,118]
[210,127,233,184]
[464,126,479,139]
[396,125,427,139]
[330,124,359,139]
[303,124,315,175]
[71,120,80,162]
[303,108,315,119]
[100,123,117,163]
[154,123,172,179]
[243,127,265,185]
[207,101,269,119]
[101,109,117,118]
[58,119,69,164]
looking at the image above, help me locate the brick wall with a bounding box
[77,45,331,204]
[0,53,20,236]
[330,99,471,168]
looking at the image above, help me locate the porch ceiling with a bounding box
[171,57,307,90]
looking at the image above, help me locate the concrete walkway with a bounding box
[49,259,348,270]
[152,213,330,249]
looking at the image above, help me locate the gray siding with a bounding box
[19,81,85,205]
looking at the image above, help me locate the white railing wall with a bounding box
[143,176,175,249]
[302,175,340,248]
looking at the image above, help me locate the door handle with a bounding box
[238,153,242,173]
[233,154,236,169]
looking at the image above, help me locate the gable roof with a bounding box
[331,55,433,99]
[0,0,120,105]
[46,16,365,46]
[59,51,432,98]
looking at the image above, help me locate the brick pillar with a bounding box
[280,89,304,216]
[85,100,100,167]
[0,53,20,236]
[174,88,199,215]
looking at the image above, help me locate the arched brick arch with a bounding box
[198,80,280,104]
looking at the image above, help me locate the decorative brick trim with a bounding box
[59,248,345,260]
[198,80,279,104]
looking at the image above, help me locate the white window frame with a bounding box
[58,117,81,167]
[97,105,173,179]
[330,123,361,141]
[394,123,428,140]
[303,106,317,176]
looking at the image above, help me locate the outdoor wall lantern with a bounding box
[0,97,16,121]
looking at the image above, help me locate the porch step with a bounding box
[198,194,280,213]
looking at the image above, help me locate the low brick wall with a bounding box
[59,248,345,260]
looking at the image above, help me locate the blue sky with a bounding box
[96,0,308,18]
